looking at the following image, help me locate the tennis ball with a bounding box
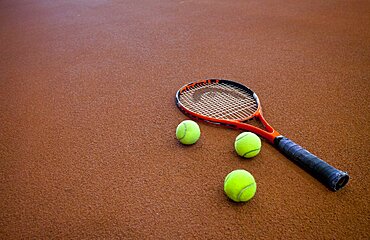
[176,120,201,145]
[234,132,261,158]
[224,169,257,202]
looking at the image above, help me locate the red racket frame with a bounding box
[176,79,280,143]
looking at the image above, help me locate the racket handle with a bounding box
[274,136,349,191]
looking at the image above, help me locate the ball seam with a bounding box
[177,122,188,140]
[237,182,256,201]
[236,132,251,142]
[242,148,261,158]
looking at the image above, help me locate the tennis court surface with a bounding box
[1,0,369,239]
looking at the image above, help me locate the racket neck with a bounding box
[253,113,280,143]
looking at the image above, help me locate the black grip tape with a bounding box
[274,136,349,191]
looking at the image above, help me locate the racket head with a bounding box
[176,79,261,124]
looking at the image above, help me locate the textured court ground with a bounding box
[1,1,369,239]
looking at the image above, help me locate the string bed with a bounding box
[179,82,258,120]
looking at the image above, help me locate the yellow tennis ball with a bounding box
[176,120,201,145]
[234,132,261,158]
[224,169,257,202]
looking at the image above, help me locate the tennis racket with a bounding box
[175,79,349,191]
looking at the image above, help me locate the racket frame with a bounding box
[175,79,280,143]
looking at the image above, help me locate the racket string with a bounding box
[181,86,246,118]
[198,92,256,119]
[181,83,257,119]
[179,82,258,120]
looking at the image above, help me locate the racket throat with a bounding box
[253,126,280,144]
[236,119,280,143]
[250,114,280,143]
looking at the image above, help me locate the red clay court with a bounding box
[1,1,369,239]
